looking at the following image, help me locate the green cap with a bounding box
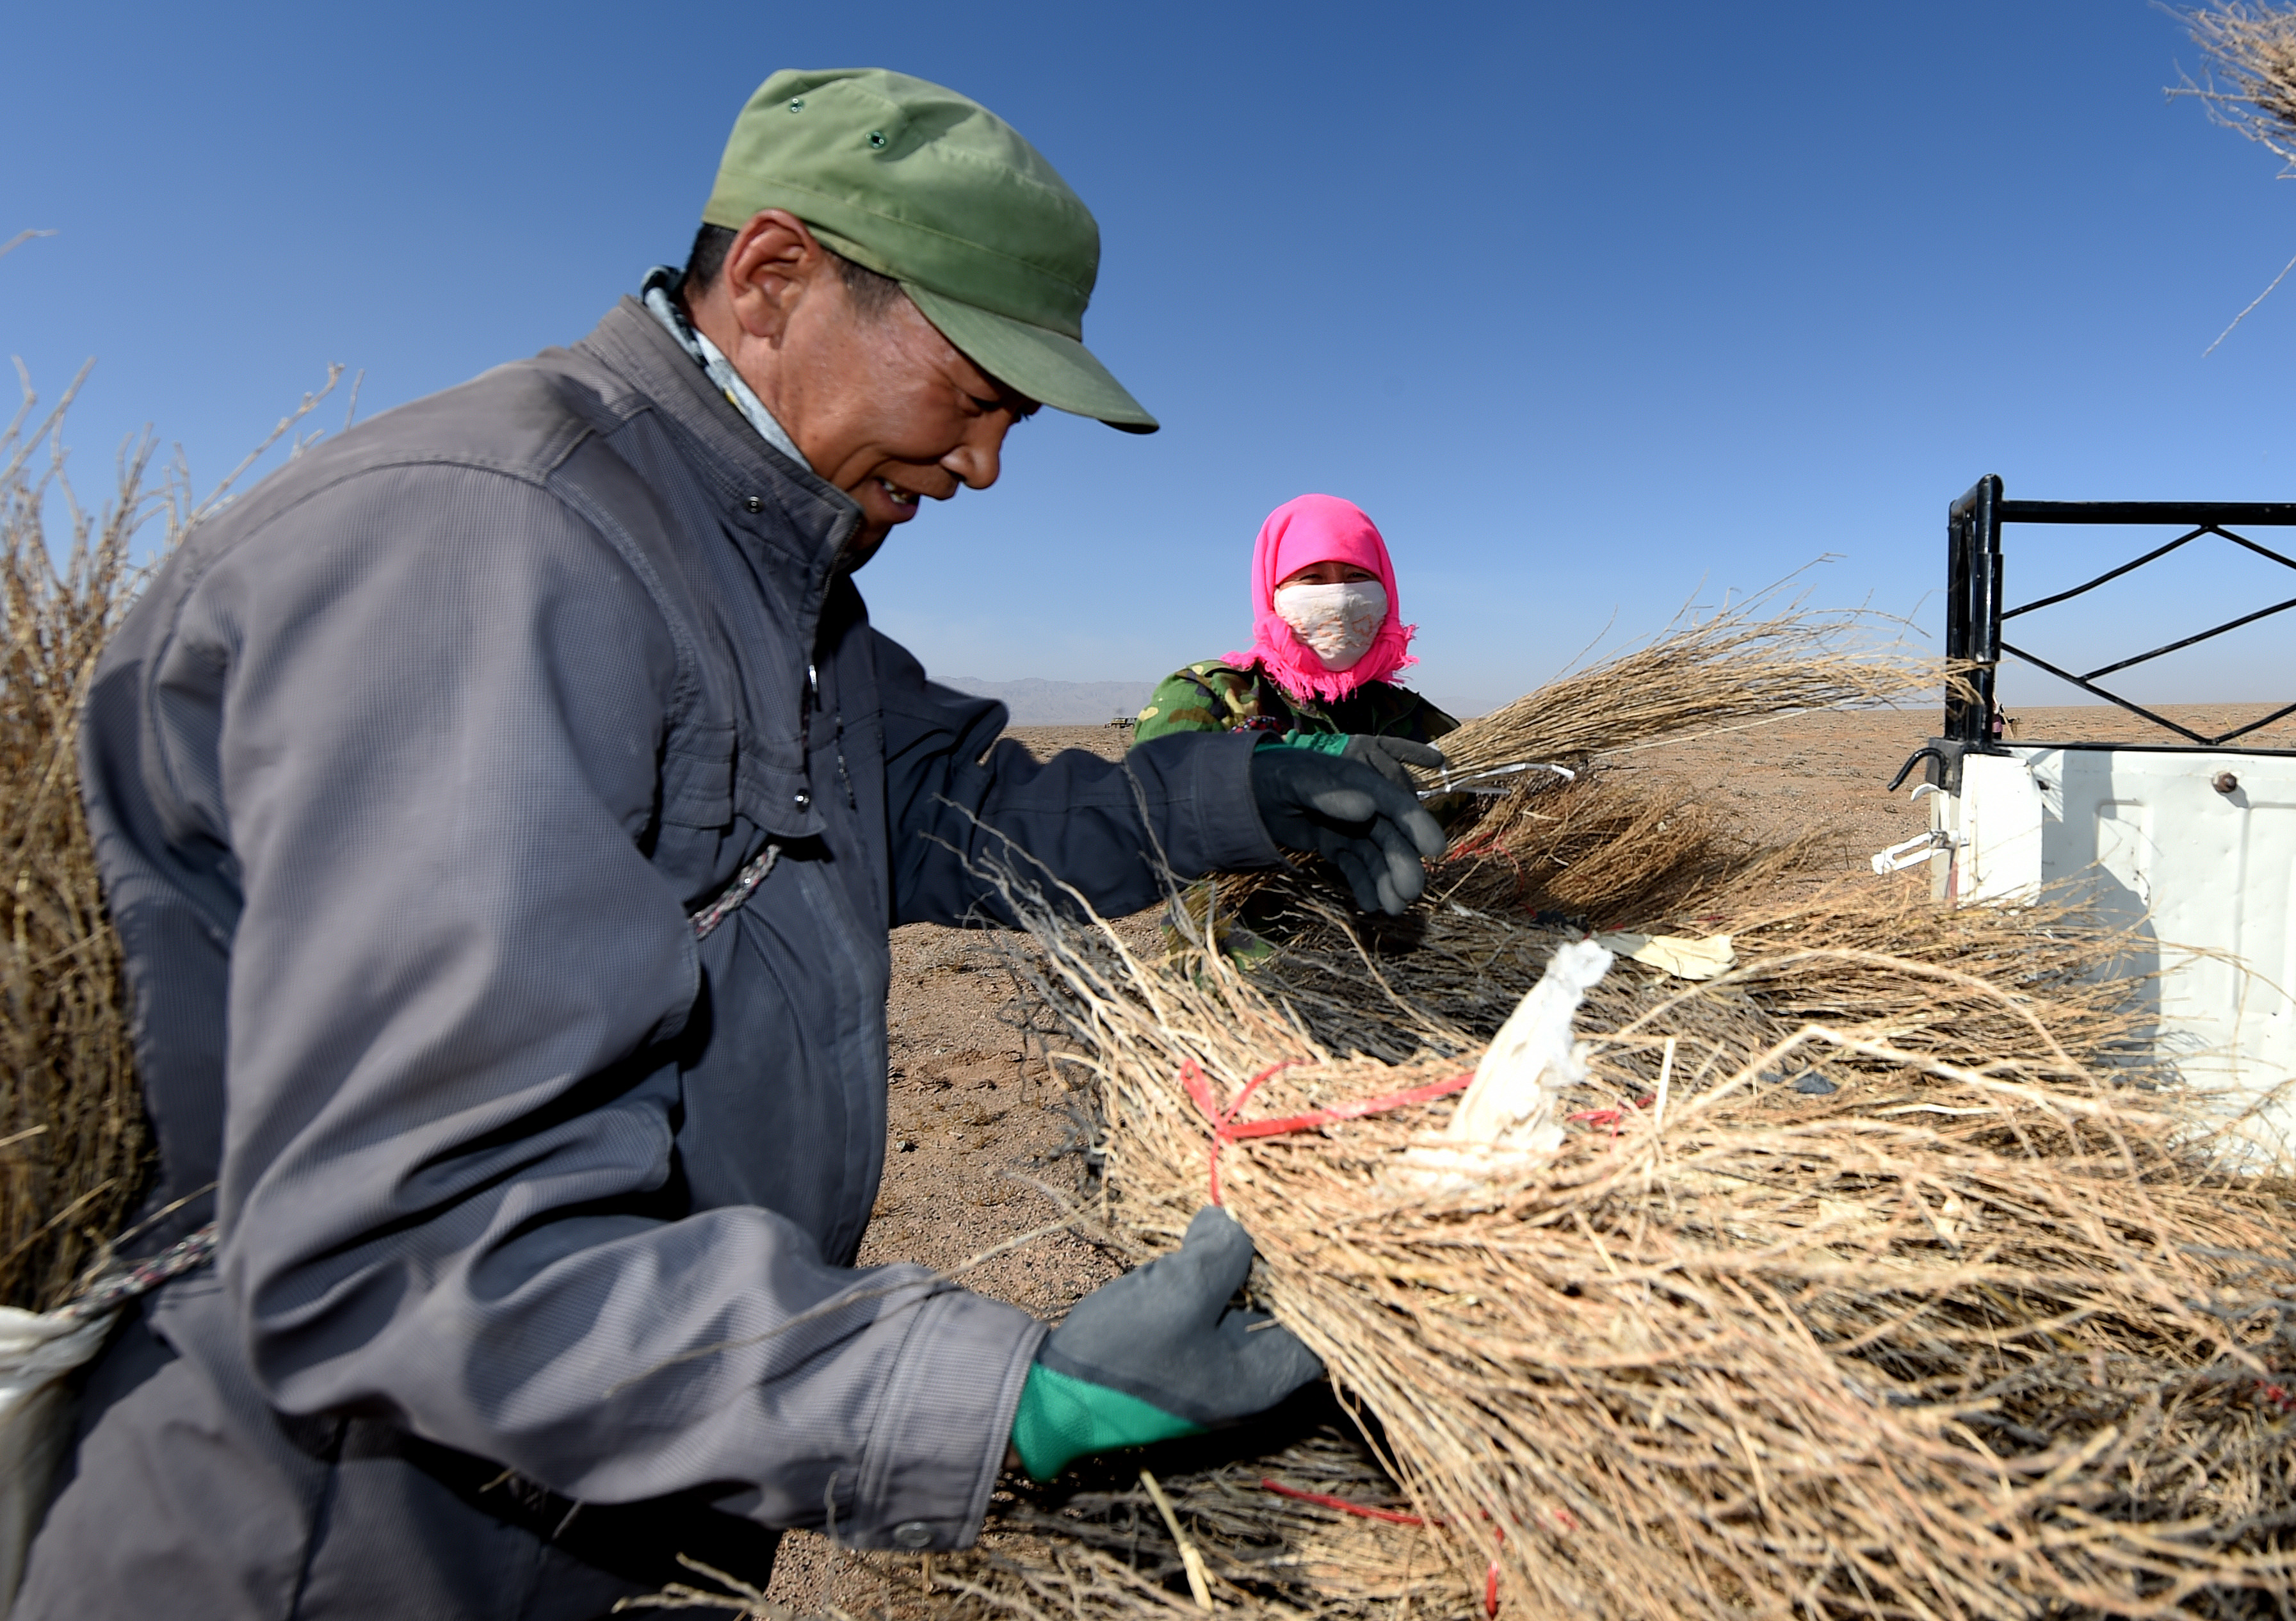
[704,68,1157,433]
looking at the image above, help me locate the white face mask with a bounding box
[1273,580,1389,672]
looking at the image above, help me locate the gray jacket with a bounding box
[20,297,1275,1620]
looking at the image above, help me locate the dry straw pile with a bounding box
[951,603,2296,1620]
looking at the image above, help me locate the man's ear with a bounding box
[722,209,830,343]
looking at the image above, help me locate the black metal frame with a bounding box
[1946,475,2296,749]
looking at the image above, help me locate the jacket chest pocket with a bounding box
[736,753,828,840]
[659,718,826,843]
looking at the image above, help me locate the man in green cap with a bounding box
[20,70,1443,1620]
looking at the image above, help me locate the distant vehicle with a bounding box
[1108,713,1136,729]
[1875,476,2296,1157]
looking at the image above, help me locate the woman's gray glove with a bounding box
[1250,746,1447,915]
[1010,1207,1323,1480]
[1342,735,1446,790]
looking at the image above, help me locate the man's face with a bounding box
[691,216,1040,559]
[778,277,1038,554]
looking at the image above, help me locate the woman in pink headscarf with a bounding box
[1133,494,1457,761]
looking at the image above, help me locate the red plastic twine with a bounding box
[1257,1481,1503,1617]
[1259,1479,1426,1526]
[1177,1059,1474,1203]
[1565,1095,1653,1136]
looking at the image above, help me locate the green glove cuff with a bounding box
[1275,730,1350,756]
[1009,1362,1204,1482]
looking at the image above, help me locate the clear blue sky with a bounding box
[7,0,2295,713]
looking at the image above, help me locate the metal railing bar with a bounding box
[1997,501,2296,524]
[1996,640,2215,745]
[2219,526,2296,574]
[2077,594,2296,681]
[2210,698,2296,747]
[2000,528,2203,621]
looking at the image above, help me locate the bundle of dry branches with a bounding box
[0,288,340,1309]
[0,361,163,1311]
[1427,586,1932,785]
[990,851,2296,1619]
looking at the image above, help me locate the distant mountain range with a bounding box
[940,675,1497,726]
[940,676,1155,726]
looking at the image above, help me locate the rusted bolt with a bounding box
[2214,771,2240,795]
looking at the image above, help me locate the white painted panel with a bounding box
[1940,745,2296,1160]
[2093,801,2155,912]
[1960,753,2043,904]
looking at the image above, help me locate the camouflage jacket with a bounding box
[1130,660,1457,749]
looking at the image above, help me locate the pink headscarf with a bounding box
[1225,494,1418,704]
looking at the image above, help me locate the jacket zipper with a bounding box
[807,660,858,812]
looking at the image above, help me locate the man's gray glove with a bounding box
[1250,745,1448,915]
[1008,1207,1323,1481]
[1341,734,1446,791]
